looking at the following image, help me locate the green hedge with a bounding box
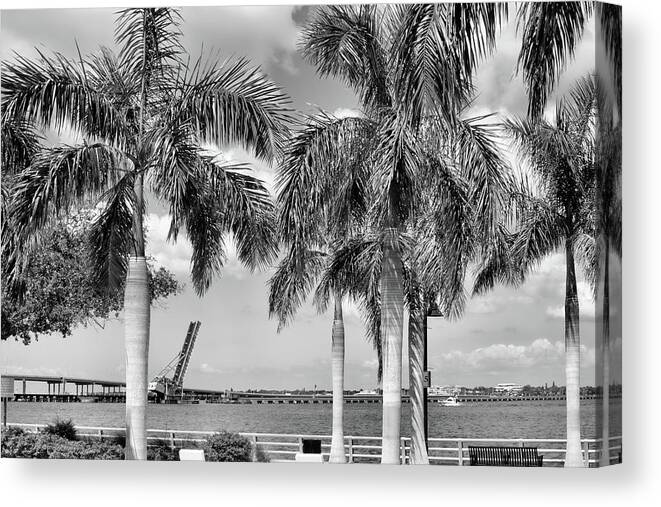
[1,427,269,462]
[1,427,124,459]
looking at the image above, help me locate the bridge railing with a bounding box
[4,423,622,466]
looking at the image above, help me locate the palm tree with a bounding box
[593,78,621,466]
[294,4,511,464]
[270,110,379,464]
[504,76,597,467]
[516,3,622,467]
[1,8,290,459]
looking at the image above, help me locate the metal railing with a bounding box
[4,423,622,466]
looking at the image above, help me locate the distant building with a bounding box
[494,383,524,394]
[429,385,460,396]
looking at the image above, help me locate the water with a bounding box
[5,399,622,439]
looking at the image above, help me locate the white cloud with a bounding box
[435,338,594,374]
[181,6,301,74]
[332,107,363,119]
[362,358,379,369]
[468,296,499,314]
[199,363,223,374]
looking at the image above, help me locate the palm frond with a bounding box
[268,246,327,331]
[472,222,523,296]
[180,179,227,297]
[115,8,183,93]
[390,3,506,126]
[1,50,127,145]
[9,143,126,239]
[276,113,375,246]
[573,231,596,294]
[371,111,420,226]
[300,5,390,110]
[177,57,292,162]
[451,114,511,241]
[516,1,593,118]
[1,115,43,174]
[359,293,383,383]
[88,173,137,293]
[314,234,384,312]
[213,164,278,271]
[511,199,566,270]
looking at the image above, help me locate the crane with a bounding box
[148,321,201,402]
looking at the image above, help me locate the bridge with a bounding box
[1,374,606,404]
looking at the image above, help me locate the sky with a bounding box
[0,3,622,391]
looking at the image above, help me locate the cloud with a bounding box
[180,6,301,74]
[199,363,223,374]
[362,358,379,369]
[435,338,594,376]
[467,296,499,314]
[332,107,363,119]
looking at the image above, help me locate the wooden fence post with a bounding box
[297,436,303,453]
[169,432,175,449]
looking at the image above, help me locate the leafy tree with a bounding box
[2,7,290,459]
[1,210,182,345]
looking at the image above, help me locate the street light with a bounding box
[423,299,443,452]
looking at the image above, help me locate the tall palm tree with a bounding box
[1,8,290,459]
[504,76,596,467]
[294,4,510,464]
[517,3,622,467]
[271,110,380,464]
[594,77,622,466]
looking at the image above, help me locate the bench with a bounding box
[468,446,543,467]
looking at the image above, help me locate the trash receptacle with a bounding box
[295,438,324,462]
[302,439,321,454]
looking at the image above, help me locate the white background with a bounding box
[0,0,659,505]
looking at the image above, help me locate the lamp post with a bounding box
[424,300,443,451]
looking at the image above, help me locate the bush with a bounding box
[203,431,253,462]
[44,418,77,441]
[147,439,179,461]
[1,428,123,459]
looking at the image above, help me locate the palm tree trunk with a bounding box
[408,302,429,464]
[329,291,347,464]
[599,237,611,466]
[124,173,149,460]
[124,255,150,460]
[564,238,584,467]
[380,231,404,464]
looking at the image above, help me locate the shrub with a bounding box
[43,418,77,441]
[1,429,123,459]
[147,439,179,461]
[203,431,252,462]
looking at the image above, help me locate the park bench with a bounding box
[468,445,543,467]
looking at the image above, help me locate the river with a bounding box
[5,399,622,439]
